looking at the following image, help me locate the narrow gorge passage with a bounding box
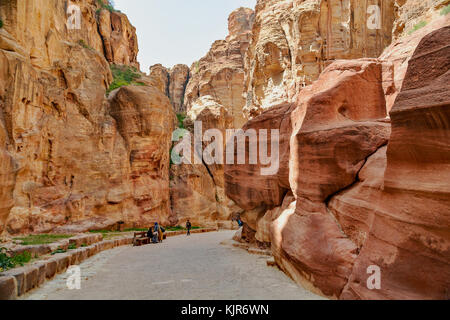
[23,231,323,300]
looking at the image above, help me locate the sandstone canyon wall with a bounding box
[243,0,399,118]
[184,7,255,129]
[169,7,256,229]
[148,63,190,113]
[225,1,449,299]
[0,0,449,301]
[0,0,175,235]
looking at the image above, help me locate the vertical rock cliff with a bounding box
[0,0,174,235]
[243,0,397,118]
[184,7,255,129]
[169,7,256,229]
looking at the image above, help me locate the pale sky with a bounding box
[114,0,257,72]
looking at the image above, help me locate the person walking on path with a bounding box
[186,220,192,236]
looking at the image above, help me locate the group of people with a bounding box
[147,220,193,243]
[147,222,166,243]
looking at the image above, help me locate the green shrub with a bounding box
[96,0,116,12]
[176,113,186,129]
[78,39,94,50]
[0,19,3,29]
[68,243,77,250]
[441,5,450,15]
[0,248,15,271]
[14,234,73,245]
[107,64,144,95]
[0,248,33,271]
[194,61,200,73]
[12,251,32,266]
[408,21,427,35]
[51,248,67,255]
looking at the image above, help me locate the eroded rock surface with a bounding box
[243,0,397,118]
[184,7,255,129]
[337,26,450,300]
[225,9,450,299]
[169,64,190,113]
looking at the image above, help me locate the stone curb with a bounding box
[0,228,217,300]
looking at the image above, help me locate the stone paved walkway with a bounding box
[23,231,323,300]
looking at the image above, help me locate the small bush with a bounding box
[194,61,200,73]
[176,113,186,129]
[0,19,3,29]
[0,248,33,271]
[0,248,15,271]
[51,248,67,255]
[441,5,450,15]
[107,64,144,95]
[96,0,116,12]
[408,21,427,35]
[68,244,77,250]
[78,39,94,50]
[12,251,32,266]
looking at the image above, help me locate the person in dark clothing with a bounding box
[147,226,158,244]
[186,220,192,236]
[147,226,153,238]
[154,222,162,243]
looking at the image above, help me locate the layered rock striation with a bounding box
[225,6,450,299]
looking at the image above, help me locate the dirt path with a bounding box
[23,231,323,300]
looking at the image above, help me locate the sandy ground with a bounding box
[23,230,323,300]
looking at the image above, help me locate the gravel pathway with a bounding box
[23,230,323,300]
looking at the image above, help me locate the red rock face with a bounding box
[109,86,176,227]
[337,26,450,300]
[290,59,390,209]
[224,103,294,211]
[270,59,390,298]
